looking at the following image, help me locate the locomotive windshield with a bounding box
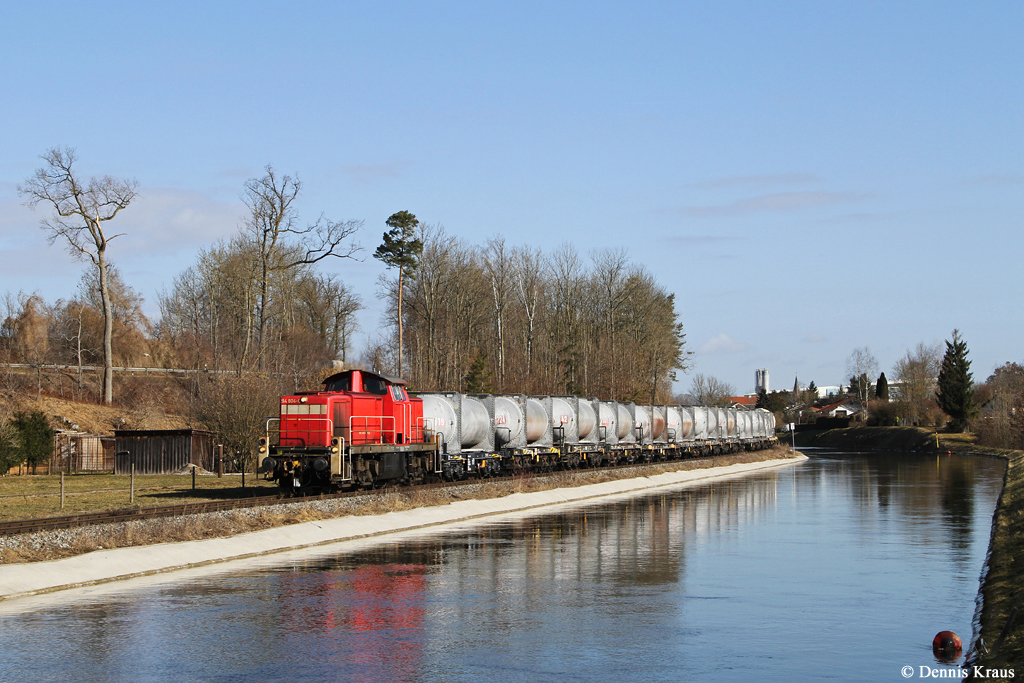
[324,375,352,392]
[362,375,388,395]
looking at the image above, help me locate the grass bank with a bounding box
[0,472,279,521]
[797,426,1022,675]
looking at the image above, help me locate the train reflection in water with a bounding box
[257,471,783,681]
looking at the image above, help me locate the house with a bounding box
[812,399,863,419]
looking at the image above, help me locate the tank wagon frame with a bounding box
[258,369,777,490]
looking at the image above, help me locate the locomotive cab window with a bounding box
[362,375,388,395]
[324,376,351,392]
[391,386,407,402]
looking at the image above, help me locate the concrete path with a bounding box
[0,455,806,602]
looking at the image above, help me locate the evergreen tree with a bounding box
[374,211,423,378]
[756,389,768,409]
[936,329,977,432]
[875,372,889,401]
[758,390,788,413]
[11,410,55,472]
[804,380,818,404]
[848,374,870,401]
[463,348,493,394]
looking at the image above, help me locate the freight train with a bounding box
[257,368,777,490]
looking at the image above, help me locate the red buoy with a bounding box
[933,631,962,654]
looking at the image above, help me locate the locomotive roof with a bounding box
[320,368,408,387]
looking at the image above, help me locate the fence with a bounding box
[51,433,116,473]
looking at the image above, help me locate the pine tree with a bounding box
[875,372,889,402]
[374,211,423,378]
[936,329,977,432]
[463,348,493,394]
[11,410,55,473]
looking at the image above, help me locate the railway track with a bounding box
[0,453,743,537]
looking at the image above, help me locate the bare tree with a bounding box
[2,294,52,400]
[846,347,879,403]
[590,248,630,398]
[18,147,137,403]
[483,237,513,388]
[296,273,362,364]
[511,245,545,379]
[976,362,1024,448]
[892,342,941,424]
[242,165,362,368]
[690,373,736,406]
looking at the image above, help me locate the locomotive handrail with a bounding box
[416,416,435,444]
[332,436,349,481]
[279,416,334,447]
[349,415,396,445]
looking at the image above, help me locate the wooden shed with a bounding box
[113,429,217,474]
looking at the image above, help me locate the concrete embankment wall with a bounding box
[0,455,805,603]
[799,426,1022,674]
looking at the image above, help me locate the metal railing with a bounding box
[331,436,349,481]
[278,416,334,448]
[348,415,396,445]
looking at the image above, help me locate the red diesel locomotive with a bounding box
[258,369,440,489]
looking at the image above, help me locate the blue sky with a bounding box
[1,2,1021,395]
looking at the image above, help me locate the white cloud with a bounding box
[680,191,868,218]
[116,188,243,256]
[0,186,244,313]
[686,173,822,190]
[698,333,749,355]
[3,185,244,259]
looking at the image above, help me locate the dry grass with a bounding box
[0,473,279,522]
[0,447,797,565]
[9,393,189,435]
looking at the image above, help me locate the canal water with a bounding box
[0,451,1006,682]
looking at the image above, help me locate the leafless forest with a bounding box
[1,167,689,455]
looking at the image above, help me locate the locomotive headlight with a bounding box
[299,396,308,404]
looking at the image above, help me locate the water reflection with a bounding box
[0,452,1006,683]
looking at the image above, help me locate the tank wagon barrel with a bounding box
[259,368,778,489]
